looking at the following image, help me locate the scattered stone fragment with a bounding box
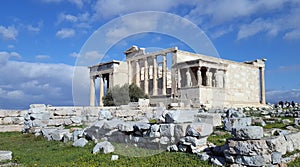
[111,155,119,161]
[167,145,178,152]
[165,110,198,123]
[198,152,210,161]
[224,117,251,132]
[0,151,12,162]
[72,138,88,147]
[271,152,282,164]
[210,156,226,166]
[93,141,115,154]
[186,123,213,137]
[99,110,113,120]
[232,126,263,140]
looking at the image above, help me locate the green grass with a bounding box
[0,132,212,167]
[263,123,287,129]
[289,157,300,167]
[207,132,231,146]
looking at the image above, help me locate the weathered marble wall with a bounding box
[0,110,26,132]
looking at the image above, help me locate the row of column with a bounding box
[90,73,112,107]
[128,54,167,96]
[179,67,225,88]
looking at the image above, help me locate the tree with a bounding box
[102,83,148,106]
[129,83,148,102]
[102,90,115,106]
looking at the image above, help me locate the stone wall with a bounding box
[225,63,260,106]
[0,109,26,132]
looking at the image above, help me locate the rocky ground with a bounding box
[2,103,300,166]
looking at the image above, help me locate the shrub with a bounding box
[129,83,148,102]
[103,83,148,106]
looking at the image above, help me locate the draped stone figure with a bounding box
[186,69,192,87]
[197,68,202,86]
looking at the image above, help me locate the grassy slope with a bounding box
[0,132,211,167]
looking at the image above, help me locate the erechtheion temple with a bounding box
[89,46,266,108]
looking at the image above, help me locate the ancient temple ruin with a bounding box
[89,46,266,108]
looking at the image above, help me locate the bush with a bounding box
[129,83,148,102]
[103,83,148,106]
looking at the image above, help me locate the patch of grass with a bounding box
[282,149,300,158]
[0,132,212,166]
[289,157,300,167]
[263,123,286,129]
[64,124,86,129]
[207,132,231,146]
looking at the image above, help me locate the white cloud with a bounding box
[68,0,84,8]
[0,59,89,109]
[69,52,80,58]
[82,51,103,59]
[179,0,300,40]
[92,0,176,20]
[284,30,300,40]
[56,28,75,38]
[237,18,278,40]
[27,21,43,33]
[35,55,50,60]
[0,51,21,65]
[27,25,40,33]
[105,14,159,44]
[41,0,84,8]
[0,25,18,40]
[7,45,14,49]
[58,13,78,23]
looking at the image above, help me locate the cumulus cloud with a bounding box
[105,14,160,44]
[27,21,43,33]
[92,0,176,20]
[0,59,89,109]
[56,28,75,38]
[41,0,84,8]
[0,25,18,40]
[0,51,21,65]
[7,45,14,49]
[237,18,278,40]
[58,13,78,23]
[35,55,50,60]
[69,52,80,58]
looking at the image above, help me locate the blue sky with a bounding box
[1,0,300,109]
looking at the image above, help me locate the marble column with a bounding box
[153,56,158,95]
[109,72,113,89]
[99,75,104,107]
[178,69,181,88]
[171,52,177,96]
[135,60,140,87]
[162,54,167,95]
[260,67,266,104]
[89,76,95,106]
[128,61,132,84]
[144,58,149,95]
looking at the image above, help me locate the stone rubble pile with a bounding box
[24,108,220,159]
[19,103,300,165]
